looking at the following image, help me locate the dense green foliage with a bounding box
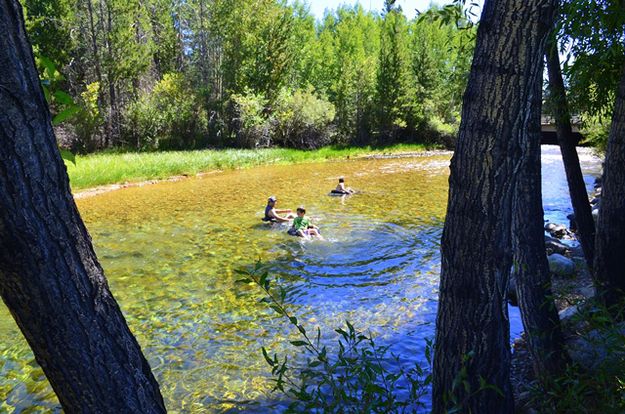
[556,0,625,149]
[23,0,474,152]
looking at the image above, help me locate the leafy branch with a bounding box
[235,261,431,413]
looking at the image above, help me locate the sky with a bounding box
[306,0,444,20]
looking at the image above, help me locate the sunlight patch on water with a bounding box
[0,148,602,413]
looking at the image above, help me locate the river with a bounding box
[0,146,602,413]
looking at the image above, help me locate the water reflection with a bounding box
[0,147,601,413]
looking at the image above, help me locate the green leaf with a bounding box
[59,148,76,165]
[52,105,80,125]
[42,84,51,104]
[345,320,354,333]
[261,347,275,366]
[39,56,56,80]
[53,90,74,105]
[364,383,386,395]
[335,328,349,339]
[259,271,269,287]
[270,304,284,315]
[290,340,308,347]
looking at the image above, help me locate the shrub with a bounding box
[123,73,208,150]
[528,300,625,413]
[273,87,336,150]
[579,115,610,153]
[228,90,273,148]
[420,116,458,150]
[72,81,104,152]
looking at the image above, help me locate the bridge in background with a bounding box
[541,115,585,145]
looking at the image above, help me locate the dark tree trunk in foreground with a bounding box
[546,40,595,269]
[0,1,166,412]
[594,64,625,313]
[512,68,568,379]
[432,0,556,412]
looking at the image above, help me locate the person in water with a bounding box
[332,177,355,194]
[289,207,323,239]
[262,196,295,223]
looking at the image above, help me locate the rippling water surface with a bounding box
[0,147,601,413]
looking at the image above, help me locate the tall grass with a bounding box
[65,144,430,190]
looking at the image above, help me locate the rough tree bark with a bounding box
[594,64,625,313]
[545,39,595,269]
[512,61,568,379]
[432,0,556,412]
[0,0,166,412]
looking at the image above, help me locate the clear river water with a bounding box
[0,146,602,413]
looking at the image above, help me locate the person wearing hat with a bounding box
[262,196,295,223]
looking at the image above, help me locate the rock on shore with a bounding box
[547,253,576,277]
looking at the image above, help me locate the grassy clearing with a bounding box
[65,144,431,190]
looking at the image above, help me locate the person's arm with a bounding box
[274,208,292,214]
[269,209,290,223]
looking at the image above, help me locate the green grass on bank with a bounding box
[65,144,431,191]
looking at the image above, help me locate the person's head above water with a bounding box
[338,177,345,183]
[296,206,306,216]
[267,196,277,206]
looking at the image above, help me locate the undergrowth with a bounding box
[528,299,625,413]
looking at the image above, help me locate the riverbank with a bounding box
[66,144,439,193]
[512,177,625,413]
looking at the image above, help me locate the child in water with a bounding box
[262,196,295,223]
[333,177,355,194]
[289,207,323,240]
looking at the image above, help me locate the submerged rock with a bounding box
[544,222,574,240]
[545,223,558,232]
[548,253,576,277]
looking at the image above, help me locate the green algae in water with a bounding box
[0,156,451,412]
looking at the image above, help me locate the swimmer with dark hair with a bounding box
[288,207,323,240]
[331,177,355,195]
[262,196,295,223]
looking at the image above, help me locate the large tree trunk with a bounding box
[512,66,568,379]
[0,1,166,412]
[594,64,625,313]
[432,1,556,412]
[545,40,595,269]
